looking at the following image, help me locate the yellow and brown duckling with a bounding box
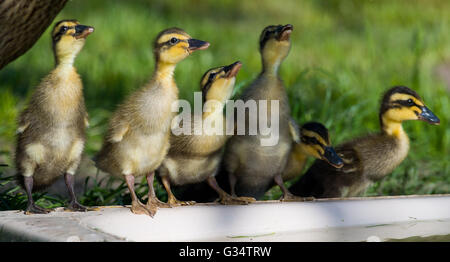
[289,86,440,198]
[282,122,343,182]
[15,20,94,214]
[158,61,255,206]
[222,24,299,200]
[94,28,209,217]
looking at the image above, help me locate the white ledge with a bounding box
[1,194,450,242]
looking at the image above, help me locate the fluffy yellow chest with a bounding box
[45,67,82,119]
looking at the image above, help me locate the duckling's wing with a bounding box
[107,120,129,143]
[336,146,361,174]
[17,108,31,134]
[84,112,89,128]
[289,118,300,143]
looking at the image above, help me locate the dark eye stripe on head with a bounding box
[392,99,419,107]
[156,38,187,49]
[53,25,75,42]
[259,25,282,50]
[301,136,324,147]
[201,68,226,102]
[208,72,217,82]
[203,71,218,89]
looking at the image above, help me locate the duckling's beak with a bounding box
[188,39,210,52]
[418,106,440,125]
[277,24,293,41]
[223,61,242,78]
[322,146,344,168]
[73,25,94,39]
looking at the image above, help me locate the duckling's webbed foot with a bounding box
[125,174,155,217]
[132,200,154,216]
[280,193,314,202]
[147,196,172,208]
[25,203,52,215]
[167,196,196,207]
[161,175,195,207]
[217,194,255,205]
[23,176,52,215]
[274,173,312,202]
[206,176,254,205]
[66,200,87,212]
[64,173,87,212]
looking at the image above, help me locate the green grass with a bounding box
[0,0,449,208]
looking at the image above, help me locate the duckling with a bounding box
[94,28,209,217]
[289,86,440,198]
[158,61,255,206]
[282,122,343,182]
[222,24,299,200]
[15,20,94,214]
[0,0,68,69]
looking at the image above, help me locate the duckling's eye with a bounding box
[60,26,68,33]
[407,99,414,105]
[170,37,179,44]
[302,136,320,145]
[208,72,216,81]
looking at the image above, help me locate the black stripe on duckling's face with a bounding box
[380,86,440,125]
[300,122,343,168]
[200,61,242,103]
[51,20,94,63]
[52,20,94,44]
[259,24,293,50]
[154,27,209,64]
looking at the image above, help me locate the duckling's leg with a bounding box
[63,173,87,212]
[207,176,255,205]
[274,173,313,202]
[125,174,153,216]
[161,176,196,207]
[23,176,52,214]
[145,172,171,210]
[228,172,237,197]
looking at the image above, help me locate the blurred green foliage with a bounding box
[0,0,449,208]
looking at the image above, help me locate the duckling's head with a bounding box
[259,24,293,71]
[51,20,94,65]
[153,28,210,65]
[380,86,440,132]
[200,61,242,103]
[295,122,343,168]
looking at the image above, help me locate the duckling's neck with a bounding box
[283,144,308,180]
[55,53,76,71]
[202,99,225,119]
[293,144,308,165]
[381,116,407,139]
[154,61,176,85]
[262,59,281,77]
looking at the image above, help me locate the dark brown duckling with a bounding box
[222,24,299,200]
